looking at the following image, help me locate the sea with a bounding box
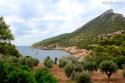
[16,46,71,63]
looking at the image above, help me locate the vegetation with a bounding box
[0,57,34,83]
[1,9,125,83]
[33,9,125,49]
[64,63,75,77]
[44,56,54,68]
[7,69,35,83]
[99,61,118,79]
[0,57,57,83]
[34,68,57,83]
[0,17,57,83]
[60,31,125,81]
[81,61,97,72]
[0,17,20,57]
[74,71,92,83]
[59,58,67,68]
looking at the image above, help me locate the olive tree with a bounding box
[99,60,118,79]
[64,63,75,77]
[44,56,54,68]
[59,58,67,68]
[82,61,97,72]
[74,71,92,83]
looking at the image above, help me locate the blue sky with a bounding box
[0,0,125,46]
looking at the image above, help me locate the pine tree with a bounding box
[0,16,20,57]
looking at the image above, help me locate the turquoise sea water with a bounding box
[16,46,71,62]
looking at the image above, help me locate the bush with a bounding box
[25,57,34,68]
[59,58,67,68]
[5,56,19,65]
[74,71,92,83]
[81,61,97,72]
[34,68,57,83]
[7,69,35,83]
[19,57,27,65]
[99,60,118,79]
[70,70,76,80]
[113,56,125,69]
[71,59,79,64]
[0,60,7,83]
[20,65,31,71]
[44,56,54,68]
[19,56,39,68]
[74,63,83,72]
[64,63,75,77]
[32,58,39,66]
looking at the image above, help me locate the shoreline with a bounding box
[32,46,91,58]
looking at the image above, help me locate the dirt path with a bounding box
[50,65,73,83]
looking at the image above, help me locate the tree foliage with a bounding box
[59,58,67,68]
[44,56,54,68]
[74,71,92,83]
[0,16,20,57]
[64,63,75,77]
[82,61,97,72]
[99,60,118,79]
[34,68,57,83]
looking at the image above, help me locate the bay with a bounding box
[16,46,71,62]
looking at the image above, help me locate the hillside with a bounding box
[33,9,125,48]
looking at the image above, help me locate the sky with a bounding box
[0,0,125,46]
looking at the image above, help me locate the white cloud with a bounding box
[0,0,125,45]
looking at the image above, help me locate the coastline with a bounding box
[32,46,91,58]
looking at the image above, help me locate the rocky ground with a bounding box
[64,46,91,57]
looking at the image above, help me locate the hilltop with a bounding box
[33,9,125,49]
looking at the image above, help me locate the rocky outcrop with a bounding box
[64,46,91,57]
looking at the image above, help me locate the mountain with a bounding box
[33,9,125,49]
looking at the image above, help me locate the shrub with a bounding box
[113,56,125,69]
[19,56,39,68]
[0,60,7,83]
[99,60,118,79]
[74,71,92,83]
[25,57,34,68]
[74,63,83,72]
[32,58,39,66]
[64,63,75,77]
[19,57,27,65]
[70,70,76,80]
[34,68,57,83]
[71,59,79,64]
[82,61,97,72]
[44,56,54,68]
[5,56,19,65]
[59,58,67,68]
[20,65,31,71]
[7,69,35,83]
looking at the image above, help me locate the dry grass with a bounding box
[50,65,71,83]
[92,70,125,83]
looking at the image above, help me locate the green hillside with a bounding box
[33,9,125,48]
